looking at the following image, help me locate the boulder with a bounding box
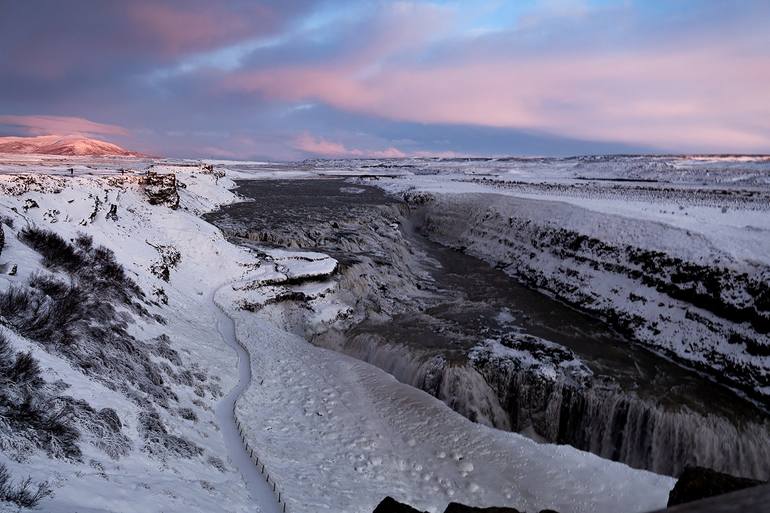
[667,466,765,507]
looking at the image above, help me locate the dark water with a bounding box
[398,223,756,415]
[207,178,770,479]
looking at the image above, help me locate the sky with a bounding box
[1,0,769,160]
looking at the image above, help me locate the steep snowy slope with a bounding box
[0,163,262,512]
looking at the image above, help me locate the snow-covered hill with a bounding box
[0,135,142,157]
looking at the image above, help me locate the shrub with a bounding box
[0,275,87,347]
[19,228,83,272]
[2,227,205,462]
[207,455,226,472]
[0,463,53,509]
[0,336,41,387]
[0,334,82,460]
[2,231,177,406]
[0,286,34,322]
[177,407,197,422]
[19,227,144,304]
[0,215,14,228]
[138,408,202,460]
[5,352,41,386]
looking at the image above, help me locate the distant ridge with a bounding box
[0,135,143,157]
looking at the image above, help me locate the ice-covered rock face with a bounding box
[204,179,435,323]
[413,192,770,404]
[469,334,593,386]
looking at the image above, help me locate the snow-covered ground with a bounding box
[0,157,677,512]
[0,163,273,512]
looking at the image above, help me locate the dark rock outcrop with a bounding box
[444,503,522,513]
[372,497,542,513]
[668,466,765,507]
[143,172,179,209]
[200,163,225,179]
[373,497,426,513]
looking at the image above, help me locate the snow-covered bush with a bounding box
[138,407,202,460]
[1,227,219,463]
[0,463,52,509]
[19,229,144,307]
[0,334,81,460]
[3,229,182,406]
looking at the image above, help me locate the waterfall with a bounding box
[319,332,770,480]
[478,360,770,480]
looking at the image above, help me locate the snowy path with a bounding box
[219,294,675,513]
[212,287,283,513]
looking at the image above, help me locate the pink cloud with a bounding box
[125,3,274,57]
[294,133,406,158]
[228,44,770,153]
[0,115,129,137]
[4,1,290,80]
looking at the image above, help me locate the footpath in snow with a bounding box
[212,286,283,513]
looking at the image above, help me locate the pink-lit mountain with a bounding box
[0,135,142,157]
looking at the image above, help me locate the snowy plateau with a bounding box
[0,153,768,513]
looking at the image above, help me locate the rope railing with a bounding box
[229,325,288,513]
[234,409,289,513]
[215,289,290,513]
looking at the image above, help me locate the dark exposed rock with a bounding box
[142,172,179,209]
[667,466,765,507]
[444,503,522,513]
[147,243,181,282]
[373,497,426,513]
[200,163,225,179]
[23,198,39,211]
[372,498,534,513]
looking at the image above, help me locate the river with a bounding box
[205,177,770,480]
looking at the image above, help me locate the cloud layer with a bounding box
[1,0,768,158]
